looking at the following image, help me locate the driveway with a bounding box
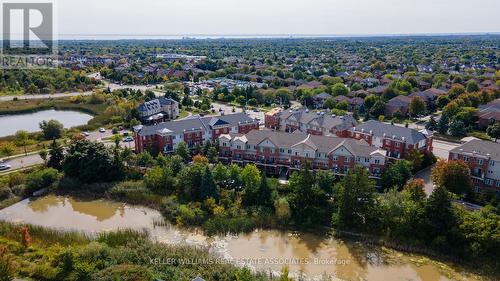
[433,139,460,160]
[413,165,435,196]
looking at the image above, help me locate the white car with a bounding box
[80,132,90,137]
[99,128,106,133]
[0,164,11,171]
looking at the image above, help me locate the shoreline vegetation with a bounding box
[0,135,498,279]
[0,221,271,281]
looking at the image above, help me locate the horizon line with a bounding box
[56,32,500,40]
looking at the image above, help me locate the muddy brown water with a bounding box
[0,195,481,281]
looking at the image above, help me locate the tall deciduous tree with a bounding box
[63,140,123,183]
[175,141,190,162]
[409,96,426,117]
[14,130,30,155]
[431,160,472,195]
[486,123,500,142]
[381,160,413,190]
[39,120,64,140]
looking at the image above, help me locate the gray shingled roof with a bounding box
[353,120,428,144]
[279,108,357,131]
[137,113,254,136]
[450,139,500,162]
[225,130,377,157]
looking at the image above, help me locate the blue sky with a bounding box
[58,0,500,38]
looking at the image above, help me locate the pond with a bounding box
[0,109,93,137]
[0,195,480,281]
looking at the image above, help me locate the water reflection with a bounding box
[27,196,125,221]
[0,196,478,281]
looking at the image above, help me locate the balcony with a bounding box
[471,171,485,180]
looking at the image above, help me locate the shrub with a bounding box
[0,186,12,201]
[160,196,180,222]
[97,229,148,247]
[176,203,205,226]
[92,264,153,281]
[0,247,15,281]
[24,168,60,195]
[203,216,256,236]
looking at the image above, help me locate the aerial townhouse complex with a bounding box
[133,113,259,153]
[265,107,433,160]
[349,120,434,159]
[134,108,434,180]
[218,130,388,178]
[449,139,500,194]
[265,108,358,137]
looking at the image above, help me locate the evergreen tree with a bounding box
[288,162,329,228]
[258,175,274,209]
[332,166,376,230]
[201,166,219,200]
[47,140,64,170]
[425,116,438,131]
[425,185,457,250]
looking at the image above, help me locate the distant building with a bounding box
[134,113,259,154]
[312,92,332,108]
[264,108,357,137]
[219,130,387,178]
[138,97,179,124]
[449,139,500,194]
[476,99,500,129]
[409,88,446,108]
[385,95,412,117]
[349,120,433,159]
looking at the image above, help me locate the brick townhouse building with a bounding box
[349,120,434,159]
[449,139,500,194]
[264,108,358,137]
[133,113,259,154]
[219,130,388,178]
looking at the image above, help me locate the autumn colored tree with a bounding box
[403,179,427,202]
[431,160,472,195]
[409,96,426,117]
[192,154,209,165]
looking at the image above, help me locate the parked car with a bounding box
[99,128,106,133]
[80,131,90,137]
[123,136,134,142]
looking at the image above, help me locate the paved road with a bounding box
[0,129,118,175]
[414,165,435,196]
[1,153,43,172]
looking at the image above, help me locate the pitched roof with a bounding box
[279,108,357,131]
[223,130,379,157]
[387,95,412,107]
[137,113,255,136]
[352,120,428,144]
[450,139,500,162]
